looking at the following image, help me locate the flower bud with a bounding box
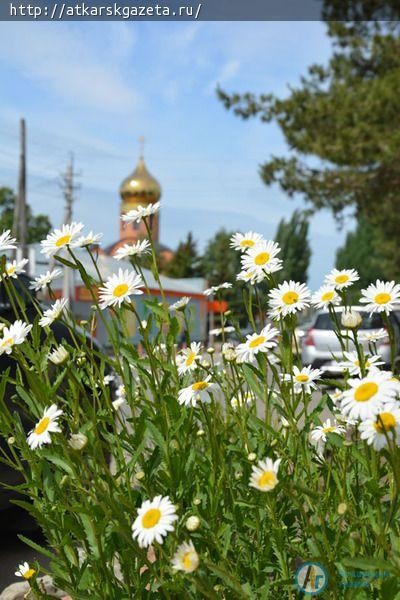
[247,452,257,461]
[7,436,15,445]
[48,345,69,365]
[341,309,362,329]
[193,498,201,506]
[135,471,145,480]
[196,429,205,437]
[337,502,347,515]
[68,433,88,451]
[207,347,215,355]
[185,515,200,531]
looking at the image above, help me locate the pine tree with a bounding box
[165,232,201,278]
[218,10,400,278]
[201,229,243,322]
[336,217,385,291]
[0,187,51,243]
[275,210,311,283]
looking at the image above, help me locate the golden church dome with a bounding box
[120,156,161,208]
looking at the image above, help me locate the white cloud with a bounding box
[0,23,139,113]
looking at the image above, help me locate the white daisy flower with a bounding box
[360,280,400,315]
[359,329,389,344]
[311,285,340,309]
[249,457,281,492]
[15,562,35,580]
[231,391,254,410]
[48,346,69,365]
[325,268,359,290]
[30,269,62,291]
[283,365,322,394]
[236,269,264,285]
[341,370,399,420]
[241,240,282,278]
[338,351,384,377]
[359,407,400,450]
[235,324,279,364]
[169,296,190,312]
[329,388,344,408]
[39,298,68,327]
[113,239,151,260]
[203,282,232,296]
[2,258,28,279]
[178,376,217,407]
[171,540,200,573]
[40,222,84,257]
[121,202,160,224]
[0,320,32,355]
[112,397,126,411]
[99,269,143,309]
[230,231,264,252]
[209,326,235,336]
[310,418,346,446]
[77,231,103,247]
[268,281,311,319]
[103,374,115,385]
[27,404,63,449]
[132,495,178,548]
[177,342,202,375]
[0,230,17,252]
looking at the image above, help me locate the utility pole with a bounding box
[13,118,27,258]
[60,155,79,307]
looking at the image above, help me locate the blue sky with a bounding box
[0,21,353,288]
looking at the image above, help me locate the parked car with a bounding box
[301,306,400,376]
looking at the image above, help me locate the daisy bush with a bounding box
[1,216,400,598]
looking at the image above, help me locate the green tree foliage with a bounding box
[217,9,400,278]
[165,232,201,278]
[201,228,243,320]
[336,217,385,291]
[0,187,52,243]
[274,210,311,284]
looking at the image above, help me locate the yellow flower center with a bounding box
[55,234,72,247]
[192,381,209,391]
[282,291,299,305]
[295,374,309,383]
[1,337,13,348]
[254,252,270,266]
[113,283,129,298]
[374,412,396,433]
[142,508,161,529]
[185,351,196,366]
[23,569,36,580]
[6,266,16,275]
[258,470,277,489]
[183,552,193,569]
[34,416,50,435]
[249,335,266,349]
[354,382,378,402]
[240,239,255,248]
[335,274,349,284]
[323,426,335,434]
[321,291,334,302]
[374,292,391,305]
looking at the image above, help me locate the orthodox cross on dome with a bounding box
[138,135,145,158]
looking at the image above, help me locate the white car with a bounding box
[301,306,399,376]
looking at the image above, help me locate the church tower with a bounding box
[119,145,161,245]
